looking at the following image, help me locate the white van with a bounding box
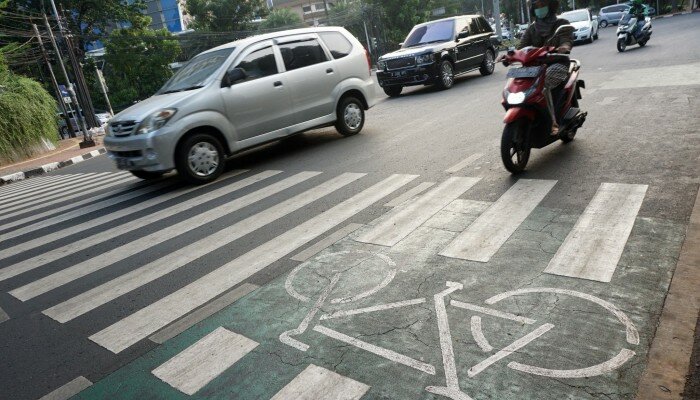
[105,27,376,184]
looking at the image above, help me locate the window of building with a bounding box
[318,32,352,59]
[302,5,312,13]
[278,39,329,71]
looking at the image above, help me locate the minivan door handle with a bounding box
[326,68,334,74]
[273,81,283,87]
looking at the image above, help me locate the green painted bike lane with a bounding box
[78,203,686,400]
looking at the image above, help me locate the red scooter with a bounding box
[499,28,587,173]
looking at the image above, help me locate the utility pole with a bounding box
[493,0,502,41]
[42,13,93,146]
[47,0,96,147]
[322,0,331,25]
[95,65,114,116]
[32,23,72,138]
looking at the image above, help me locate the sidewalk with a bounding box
[0,136,106,186]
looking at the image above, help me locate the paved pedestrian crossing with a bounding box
[0,169,651,398]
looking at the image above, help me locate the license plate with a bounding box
[115,158,130,169]
[391,70,407,78]
[507,66,541,78]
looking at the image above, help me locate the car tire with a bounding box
[175,133,226,185]
[383,86,403,97]
[479,49,496,76]
[335,96,365,137]
[586,34,594,44]
[600,20,608,28]
[130,170,167,180]
[435,60,455,90]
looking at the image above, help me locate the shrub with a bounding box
[0,56,58,166]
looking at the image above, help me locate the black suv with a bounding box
[377,15,498,97]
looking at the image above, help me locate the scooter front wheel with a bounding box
[501,121,531,174]
[617,37,627,52]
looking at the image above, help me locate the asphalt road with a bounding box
[1,14,699,400]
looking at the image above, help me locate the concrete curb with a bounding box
[654,11,695,19]
[0,148,106,187]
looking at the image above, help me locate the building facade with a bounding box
[268,0,334,26]
[144,0,188,33]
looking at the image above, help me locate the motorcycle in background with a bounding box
[616,13,652,52]
[499,25,587,174]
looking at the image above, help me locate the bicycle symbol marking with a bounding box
[280,251,639,400]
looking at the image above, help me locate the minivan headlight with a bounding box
[416,53,433,65]
[136,109,177,135]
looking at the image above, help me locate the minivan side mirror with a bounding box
[457,31,470,40]
[222,68,247,87]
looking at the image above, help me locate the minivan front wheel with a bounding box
[176,133,225,185]
[335,96,365,136]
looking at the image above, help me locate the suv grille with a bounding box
[110,121,137,137]
[386,57,416,70]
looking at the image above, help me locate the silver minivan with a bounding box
[105,27,376,184]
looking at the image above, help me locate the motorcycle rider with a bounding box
[517,0,573,134]
[627,0,648,37]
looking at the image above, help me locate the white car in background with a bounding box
[560,9,599,44]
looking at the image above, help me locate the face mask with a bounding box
[534,6,549,18]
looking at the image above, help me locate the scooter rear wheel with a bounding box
[501,121,531,174]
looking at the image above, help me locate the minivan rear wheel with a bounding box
[600,20,608,28]
[175,133,225,185]
[335,96,365,136]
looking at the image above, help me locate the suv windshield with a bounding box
[403,20,455,48]
[158,48,235,94]
[562,11,589,22]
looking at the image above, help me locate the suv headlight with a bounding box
[416,53,433,65]
[377,60,387,70]
[136,108,177,135]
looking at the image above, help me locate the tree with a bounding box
[259,8,303,30]
[185,0,268,31]
[104,14,180,109]
[368,0,436,48]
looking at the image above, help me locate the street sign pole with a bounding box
[493,0,502,41]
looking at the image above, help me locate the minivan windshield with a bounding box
[561,11,589,22]
[158,48,235,94]
[403,20,455,48]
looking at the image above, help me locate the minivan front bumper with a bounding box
[104,128,177,172]
[376,62,440,87]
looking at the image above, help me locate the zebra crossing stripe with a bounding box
[0,173,133,219]
[445,153,483,174]
[357,176,481,247]
[0,305,8,324]
[0,170,275,282]
[33,171,333,310]
[89,174,417,353]
[0,172,108,208]
[37,376,92,400]
[41,173,362,321]
[0,180,174,239]
[0,174,70,198]
[440,179,557,262]
[384,181,435,207]
[151,327,258,395]
[544,183,648,282]
[270,364,370,400]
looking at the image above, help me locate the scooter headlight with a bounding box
[507,92,527,104]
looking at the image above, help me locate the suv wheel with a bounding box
[383,86,403,97]
[175,133,225,185]
[335,96,365,136]
[436,60,455,90]
[600,20,608,28]
[479,50,496,76]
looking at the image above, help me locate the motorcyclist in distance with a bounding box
[627,0,648,37]
[516,0,573,134]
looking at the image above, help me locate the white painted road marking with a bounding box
[0,169,262,282]
[290,223,364,262]
[38,376,92,400]
[0,173,97,203]
[384,181,435,207]
[0,172,109,206]
[470,316,493,353]
[445,153,483,173]
[41,173,361,320]
[0,174,74,199]
[357,176,480,247]
[544,182,647,282]
[467,323,555,378]
[313,325,436,375]
[21,171,318,304]
[152,327,258,395]
[89,174,417,353]
[270,364,370,400]
[320,298,426,320]
[0,305,8,324]
[440,179,557,262]
[451,300,536,325]
[508,348,636,378]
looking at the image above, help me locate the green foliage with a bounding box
[185,0,268,31]
[104,15,181,109]
[0,56,58,165]
[259,8,303,30]
[368,0,437,47]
